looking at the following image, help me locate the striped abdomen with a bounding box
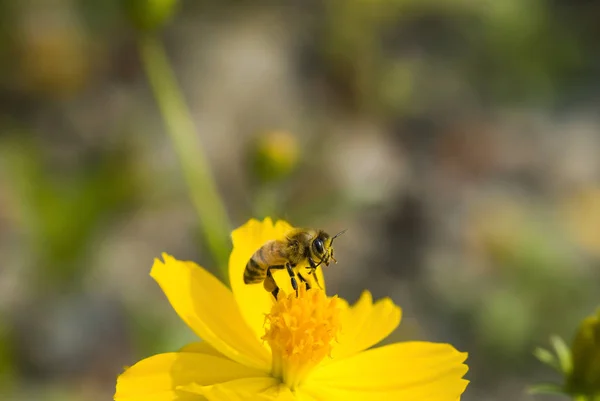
[243,240,287,284]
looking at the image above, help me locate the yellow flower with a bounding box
[252,130,300,183]
[115,218,469,400]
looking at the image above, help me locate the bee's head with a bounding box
[311,229,346,267]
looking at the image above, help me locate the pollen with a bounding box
[262,285,342,389]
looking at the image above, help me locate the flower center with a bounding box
[262,285,342,389]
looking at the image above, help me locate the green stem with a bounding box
[138,33,231,280]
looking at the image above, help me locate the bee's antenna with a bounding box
[330,229,347,245]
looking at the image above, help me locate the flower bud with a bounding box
[251,131,300,184]
[123,0,179,32]
[567,309,600,399]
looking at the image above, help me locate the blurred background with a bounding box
[1,0,599,400]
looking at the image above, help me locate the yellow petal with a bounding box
[293,389,319,401]
[331,291,401,360]
[151,254,270,369]
[114,391,202,401]
[229,218,326,341]
[305,342,468,401]
[115,352,268,401]
[181,377,287,401]
[178,341,223,358]
[301,382,469,401]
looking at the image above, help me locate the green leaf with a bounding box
[534,346,560,371]
[527,383,565,395]
[551,335,573,374]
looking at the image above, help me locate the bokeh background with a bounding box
[1,0,600,400]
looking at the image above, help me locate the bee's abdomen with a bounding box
[244,257,266,284]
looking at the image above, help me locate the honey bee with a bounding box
[243,228,346,298]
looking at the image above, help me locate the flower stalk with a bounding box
[138,33,232,278]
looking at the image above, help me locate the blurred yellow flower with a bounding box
[252,131,300,183]
[114,218,469,400]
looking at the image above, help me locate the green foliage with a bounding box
[567,309,600,399]
[532,310,600,401]
[1,134,142,288]
[0,322,15,391]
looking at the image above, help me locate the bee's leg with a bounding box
[285,263,298,295]
[265,265,285,299]
[297,272,311,291]
[264,269,279,299]
[311,268,323,290]
[308,256,323,270]
[306,258,324,290]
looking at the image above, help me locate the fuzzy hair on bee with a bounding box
[243,228,346,298]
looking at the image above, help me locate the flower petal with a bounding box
[301,383,469,401]
[229,218,326,341]
[151,254,270,369]
[305,342,468,401]
[178,341,223,358]
[331,291,401,360]
[293,389,320,401]
[181,377,288,401]
[114,391,202,401]
[115,352,268,401]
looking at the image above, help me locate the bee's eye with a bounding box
[313,239,324,255]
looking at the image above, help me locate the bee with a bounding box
[243,228,346,298]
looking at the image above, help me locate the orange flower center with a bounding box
[262,286,342,389]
